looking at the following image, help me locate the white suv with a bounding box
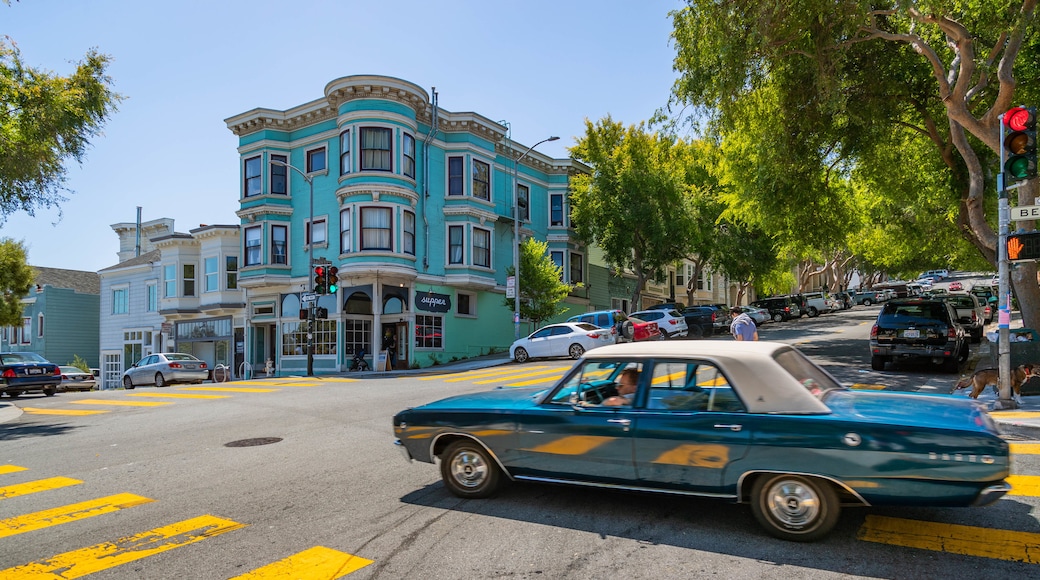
[801,292,835,317]
[630,309,689,339]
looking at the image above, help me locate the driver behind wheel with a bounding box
[602,369,639,406]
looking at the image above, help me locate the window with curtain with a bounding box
[361,207,392,250]
[550,193,564,226]
[244,226,262,266]
[403,133,415,178]
[570,252,584,284]
[473,227,491,268]
[361,127,392,171]
[448,156,464,195]
[307,219,326,245]
[340,208,351,253]
[272,225,288,264]
[340,130,351,175]
[147,283,157,312]
[244,156,261,197]
[472,159,490,200]
[270,154,287,195]
[448,225,464,264]
[403,211,415,255]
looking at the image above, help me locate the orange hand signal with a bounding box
[1009,236,1025,260]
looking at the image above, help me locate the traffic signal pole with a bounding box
[996,160,1014,409]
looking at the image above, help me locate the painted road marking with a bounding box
[850,383,887,390]
[21,408,110,416]
[129,393,230,400]
[0,476,82,500]
[1011,443,1040,454]
[507,374,565,387]
[0,514,246,578]
[0,493,154,539]
[1007,474,1040,496]
[71,399,173,407]
[474,368,562,384]
[0,465,28,476]
[858,515,1040,563]
[229,546,373,579]
[989,411,1040,419]
[421,366,546,381]
[179,386,278,393]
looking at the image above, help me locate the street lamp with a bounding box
[271,159,316,376]
[512,135,559,340]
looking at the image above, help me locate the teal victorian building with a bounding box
[225,75,588,374]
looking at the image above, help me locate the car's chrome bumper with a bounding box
[394,439,414,462]
[973,481,1012,506]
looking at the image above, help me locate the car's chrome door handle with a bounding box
[714,424,742,431]
[607,418,631,425]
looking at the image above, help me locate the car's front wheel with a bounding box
[568,343,585,359]
[772,313,784,323]
[43,387,56,397]
[513,347,529,364]
[750,474,840,542]
[862,299,872,306]
[123,376,135,390]
[154,373,167,387]
[807,307,819,317]
[439,440,503,499]
[687,325,703,339]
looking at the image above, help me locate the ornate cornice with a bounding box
[336,183,419,208]
[236,204,295,223]
[443,205,500,224]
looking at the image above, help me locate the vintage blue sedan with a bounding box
[393,341,1010,541]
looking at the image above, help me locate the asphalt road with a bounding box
[2,306,1039,578]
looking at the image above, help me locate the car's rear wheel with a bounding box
[43,387,56,397]
[439,439,503,499]
[568,343,585,359]
[513,347,529,363]
[870,355,886,371]
[6,391,20,398]
[750,474,840,542]
[807,307,819,317]
[687,325,703,339]
[154,373,167,387]
[862,299,872,306]
[772,313,784,323]
[123,376,135,390]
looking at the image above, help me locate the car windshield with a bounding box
[773,349,844,400]
[1,352,49,364]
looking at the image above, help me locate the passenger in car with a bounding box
[602,369,639,406]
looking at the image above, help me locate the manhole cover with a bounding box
[225,437,283,448]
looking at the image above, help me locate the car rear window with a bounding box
[773,349,843,399]
[880,302,948,321]
[165,354,199,361]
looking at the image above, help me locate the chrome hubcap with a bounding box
[450,450,488,489]
[766,480,819,528]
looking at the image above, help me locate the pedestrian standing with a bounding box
[729,306,759,341]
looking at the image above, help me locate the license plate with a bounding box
[27,368,43,375]
[903,329,920,339]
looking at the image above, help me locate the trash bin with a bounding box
[986,328,1040,395]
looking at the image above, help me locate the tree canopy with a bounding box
[0,37,122,222]
[0,238,34,326]
[505,237,574,330]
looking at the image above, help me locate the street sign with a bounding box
[300,292,317,303]
[506,276,515,288]
[506,287,515,298]
[1011,205,1040,221]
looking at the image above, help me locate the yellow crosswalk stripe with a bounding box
[21,408,109,416]
[0,465,28,476]
[129,393,230,400]
[1007,474,1040,496]
[850,383,887,390]
[0,476,82,500]
[990,411,1040,419]
[507,374,565,387]
[474,368,563,384]
[229,546,373,579]
[0,514,246,578]
[71,399,172,407]
[421,366,546,381]
[0,493,154,539]
[1011,442,1040,455]
[179,386,278,393]
[857,515,1040,563]
[253,382,322,387]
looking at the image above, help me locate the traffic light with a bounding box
[313,265,326,294]
[327,266,339,294]
[1006,231,1040,261]
[1004,106,1037,181]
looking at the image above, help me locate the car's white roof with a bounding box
[581,340,833,414]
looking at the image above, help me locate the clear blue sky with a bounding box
[2,0,685,272]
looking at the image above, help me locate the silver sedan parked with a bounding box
[58,365,98,392]
[122,353,209,389]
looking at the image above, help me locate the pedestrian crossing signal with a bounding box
[1007,231,1040,261]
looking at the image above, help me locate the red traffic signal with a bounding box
[1004,106,1037,181]
[313,265,327,294]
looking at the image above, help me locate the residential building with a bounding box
[1,267,100,368]
[98,218,245,388]
[225,75,587,373]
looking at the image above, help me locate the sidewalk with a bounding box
[964,332,1040,440]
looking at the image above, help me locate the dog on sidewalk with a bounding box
[953,364,1037,399]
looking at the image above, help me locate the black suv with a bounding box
[751,296,801,322]
[869,298,968,373]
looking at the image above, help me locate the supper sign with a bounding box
[415,291,451,313]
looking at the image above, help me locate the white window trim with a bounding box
[305,216,329,248]
[569,251,585,284]
[549,192,566,227]
[470,156,493,205]
[203,255,220,293]
[340,208,352,254]
[146,281,158,312]
[456,291,477,318]
[471,225,493,270]
[270,223,290,266]
[304,144,329,176]
[21,317,31,344]
[446,223,466,268]
[358,124,395,173]
[446,153,466,197]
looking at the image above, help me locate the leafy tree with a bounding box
[0,238,34,326]
[0,34,122,222]
[666,0,1040,326]
[504,238,574,329]
[569,117,699,309]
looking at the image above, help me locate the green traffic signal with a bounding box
[327,266,339,293]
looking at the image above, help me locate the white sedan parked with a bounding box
[511,322,616,363]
